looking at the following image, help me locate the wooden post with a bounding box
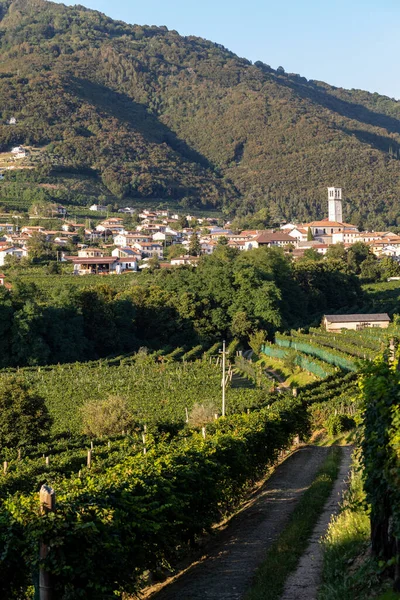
[17,448,21,460]
[108,441,111,450]
[185,407,189,423]
[45,456,50,467]
[87,450,92,468]
[3,461,7,475]
[90,441,94,451]
[214,413,218,420]
[202,427,206,439]
[292,388,298,397]
[39,485,55,600]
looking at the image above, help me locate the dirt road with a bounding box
[146,446,337,600]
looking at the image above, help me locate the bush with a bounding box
[324,414,355,437]
[188,403,217,427]
[0,377,51,449]
[81,395,134,437]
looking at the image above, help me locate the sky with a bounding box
[56,0,400,99]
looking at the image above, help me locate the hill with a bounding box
[0,0,400,227]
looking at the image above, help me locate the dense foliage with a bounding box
[0,246,365,367]
[0,395,307,599]
[0,1,400,224]
[360,353,400,588]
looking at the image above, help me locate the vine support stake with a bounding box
[45,456,50,467]
[87,450,92,468]
[185,407,189,423]
[219,340,227,417]
[3,461,7,475]
[202,427,206,439]
[39,485,55,600]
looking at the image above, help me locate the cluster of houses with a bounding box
[0,187,399,275]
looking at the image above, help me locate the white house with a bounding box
[89,204,107,212]
[0,246,27,266]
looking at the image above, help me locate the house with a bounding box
[244,232,295,250]
[288,227,308,242]
[0,246,27,266]
[69,256,119,275]
[323,313,390,332]
[113,232,152,246]
[171,255,200,266]
[118,207,136,214]
[8,117,16,125]
[301,219,358,238]
[112,247,142,260]
[21,226,46,235]
[0,273,11,289]
[89,204,107,212]
[11,146,24,154]
[134,242,164,258]
[78,249,105,258]
[0,223,15,234]
[115,258,138,273]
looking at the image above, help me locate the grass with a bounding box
[258,355,318,387]
[245,446,342,600]
[318,462,399,600]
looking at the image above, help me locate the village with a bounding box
[0,187,399,276]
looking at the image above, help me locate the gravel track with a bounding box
[146,446,334,600]
[280,446,353,600]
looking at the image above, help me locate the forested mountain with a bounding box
[1,0,400,227]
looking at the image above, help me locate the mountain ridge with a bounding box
[0,0,399,227]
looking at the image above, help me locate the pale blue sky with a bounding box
[55,0,400,99]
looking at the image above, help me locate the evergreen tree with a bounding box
[188,233,202,256]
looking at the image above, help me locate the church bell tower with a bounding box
[328,187,343,223]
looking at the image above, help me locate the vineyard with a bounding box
[0,323,398,598]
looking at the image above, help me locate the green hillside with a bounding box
[0,0,400,227]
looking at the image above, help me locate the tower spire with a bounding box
[328,187,342,223]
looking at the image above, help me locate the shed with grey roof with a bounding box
[323,313,390,331]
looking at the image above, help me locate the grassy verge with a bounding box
[318,461,400,600]
[245,446,342,600]
[258,355,318,387]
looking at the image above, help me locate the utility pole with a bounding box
[219,340,226,417]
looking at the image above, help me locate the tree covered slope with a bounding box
[1,0,400,227]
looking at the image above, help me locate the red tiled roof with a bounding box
[70,257,117,264]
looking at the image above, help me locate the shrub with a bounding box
[0,377,51,449]
[81,395,134,437]
[188,403,217,428]
[324,414,355,437]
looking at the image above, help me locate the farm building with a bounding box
[323,313,390,331]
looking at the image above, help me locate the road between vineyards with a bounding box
[146,446,337,600]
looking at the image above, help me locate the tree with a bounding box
[360,255,381,282]
[248,330,266,356]
[302,248,322,262]
[0,378,52,449]
[307,227,313,241]
[217,236,228,246]
[347,242,372,274]
[325,243,347,262]
[26,233,57,263]
[188,233,202,256]
[283,348,298,374]
[148,254,160,272]
[166,244,185,259]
